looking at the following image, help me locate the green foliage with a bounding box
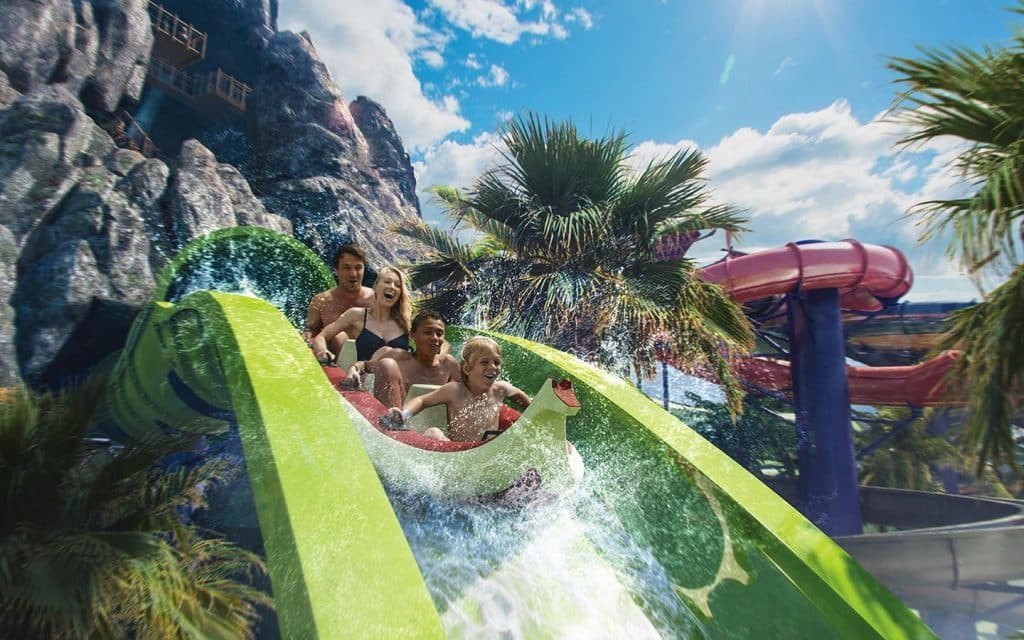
[888,3,1024,472]
[399,114,754,412]
[853,407,958,491]
[671,392,798,477]
[0,380,271,639]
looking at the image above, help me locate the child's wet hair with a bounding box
[460,336,502,373]
[412,309,445,331]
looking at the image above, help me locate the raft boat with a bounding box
[322,346,585,498]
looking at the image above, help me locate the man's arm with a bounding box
[304,293,326,340]
[358,286,376,308]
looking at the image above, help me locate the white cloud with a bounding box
[477,63,510,87]
[419,49,445,69]
[428,0,526,44]
[631,100,976,300]
[278,0,469,150]
[427,0,585,44]
[412,131,506,226]
[564,7,594,29]
[464,53,483,69]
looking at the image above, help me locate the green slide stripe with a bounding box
[453,327,936,640]
[109,291,444,638]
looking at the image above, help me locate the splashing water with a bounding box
[161,230,332,329]
[384,444,716,639]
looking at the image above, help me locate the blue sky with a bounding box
[278,0,1022,301]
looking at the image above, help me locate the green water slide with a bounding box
[103,228,935,638]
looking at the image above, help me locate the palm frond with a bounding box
[939,264,1024,473]
[403,113,751,396]
[888,8,1024,474]
[0,384,272,638]
[889,41,1024,272]
[389,221,480,289]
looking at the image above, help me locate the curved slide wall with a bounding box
[103,229,936,638]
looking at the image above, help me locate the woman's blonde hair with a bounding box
[460,336,502,375]
[376,265,412,333]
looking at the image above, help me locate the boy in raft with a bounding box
[385,336,530,442]
[343,310,462,407]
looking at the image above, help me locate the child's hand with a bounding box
[314,348,335,365]
[380,408,412,431]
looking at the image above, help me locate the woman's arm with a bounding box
[317,308,360,343]
[369,346,410,362]
[311,329,349,363]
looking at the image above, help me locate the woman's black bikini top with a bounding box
[355,308,411,360]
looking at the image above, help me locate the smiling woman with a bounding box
[311,265,414,363]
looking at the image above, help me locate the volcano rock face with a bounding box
[2,88,290,386]
[0,0,152,116]
[248,31,422,268]
[0,3,425,387]
[81,0,154,113]
[350,96,418,213]
[0,0,86,95]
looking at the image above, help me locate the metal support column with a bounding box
[662,361,670,410]
[787,288,863,535]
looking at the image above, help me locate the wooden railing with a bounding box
[113,110,160,158]
[195,69,251,112]
[148,56,191,95]
[147,1,206,61]
[147,58,251,114]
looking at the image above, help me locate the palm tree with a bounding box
[854,407,958,492]
[673,392,798,477]
[888,3,1024,472]
[0,380,271,639]
[397,114,754,412]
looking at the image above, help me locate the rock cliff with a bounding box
[0,0,424,386]
[249,31,422,267]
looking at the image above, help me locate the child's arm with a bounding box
[384,382,457,425]
[498,381,531,408]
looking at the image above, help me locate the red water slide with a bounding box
[697,240,962,406]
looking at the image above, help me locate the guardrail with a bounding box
[112,110,160,158]
[147,58,250,114]
[147,1,206,61]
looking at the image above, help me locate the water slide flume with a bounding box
[102,229,936,638]
[104,291,445,638]
[698,239,961,405]
[733,352,961,406]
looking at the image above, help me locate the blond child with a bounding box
[384,336,530,441]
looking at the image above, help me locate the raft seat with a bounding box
[335,339,374,390]
[405,384,447,434]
